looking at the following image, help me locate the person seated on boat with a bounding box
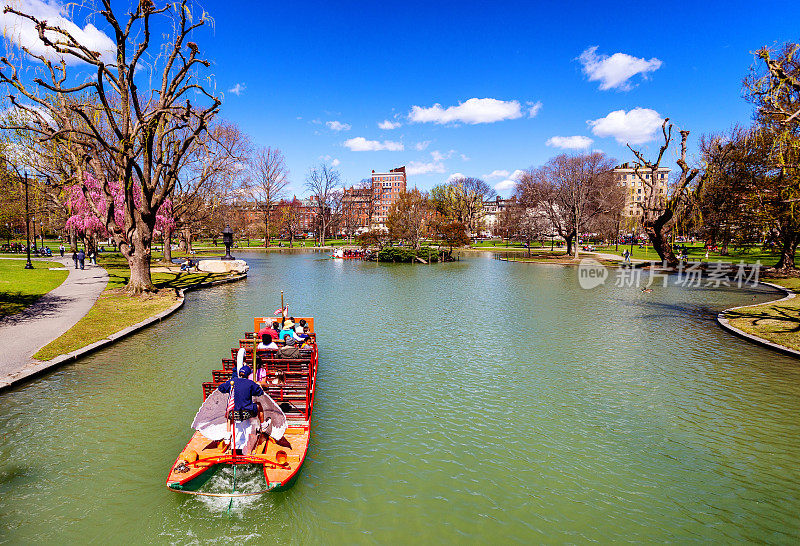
[278,319,298,342]
[278,334,301,358]
[294,320,309,340]
[258,320,279,341]
[217,365,268,454]
[257,332,278,350]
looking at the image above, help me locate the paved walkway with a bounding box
[585,251,647,264]
[0,256,108,384]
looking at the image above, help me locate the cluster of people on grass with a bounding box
[215,315,313,454]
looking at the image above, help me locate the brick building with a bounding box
[371,166,407,230]
[340,186,374,234]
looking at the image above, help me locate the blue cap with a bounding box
[239,365,252,377]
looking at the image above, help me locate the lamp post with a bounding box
[24,172,33,269]
[222,224,234,260]
[5,222,9,247]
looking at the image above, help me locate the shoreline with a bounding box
[0,272,247,392]
[716,282,800,358]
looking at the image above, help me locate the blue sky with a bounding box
[4,0,800,197]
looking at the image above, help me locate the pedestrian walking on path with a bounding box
[59,243,65,257]
[72,250,78,269]
[77,249,85,269]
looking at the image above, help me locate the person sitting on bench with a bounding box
[278,334,300,358]
[257,333,278,350]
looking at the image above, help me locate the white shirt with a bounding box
[257,342,278,350]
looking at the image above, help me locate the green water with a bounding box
[1,252,800,543]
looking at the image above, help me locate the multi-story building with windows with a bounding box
[340,186,374,234]
[614,162,670,218]
[371,166,406,229]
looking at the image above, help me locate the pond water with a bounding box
[1,252,800,543]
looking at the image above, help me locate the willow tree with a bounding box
[745,43,800,271]
[429,176,495,235]
[0,0,220,293]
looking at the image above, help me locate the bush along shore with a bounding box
[372,246,449,264]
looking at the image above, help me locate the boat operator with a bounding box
[217,365,270,454]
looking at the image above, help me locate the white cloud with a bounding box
[0,0,116,65]
[229,83,246,96]
[446,172,466,183]
[3,104,55,128]
[415,141,431,151]
[527,101,543,117]
[578,46,662,91]
[409,98,524,125]
[494,170,525,193]
[378,119,401,130]
[484,169,510,180]
[430,149,459,162]
[546,135,594,149]
[407,160,445,176]
[494,179,517,192]
[343,137,404,152]
[326,120,351,132]
[331,158,341,167]
[588,108,664,145]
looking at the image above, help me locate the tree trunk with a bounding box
[774,230,799,270]
[645,212,679,267]
[265,215,270,248]
[183,226,193,253]
[120,224,155,294]
[69,228,77,253]
[162,225,173,264]
[565,234,574,256]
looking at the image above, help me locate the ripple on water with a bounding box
[1,253,800,542]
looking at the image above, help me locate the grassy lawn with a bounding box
[726,296,800,352]
[594,243,790,266]
[33,252,236,361]
[500,251,620,266]
[0,259,68,317]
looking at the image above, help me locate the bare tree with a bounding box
[277,197,302,248]
[386,188,430,250]
[628,120,701,267]
[0,1,220,293]
[165,120,250,261]
[248,146,288,247]
[517,153,619,257]
[305,163,340,246]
